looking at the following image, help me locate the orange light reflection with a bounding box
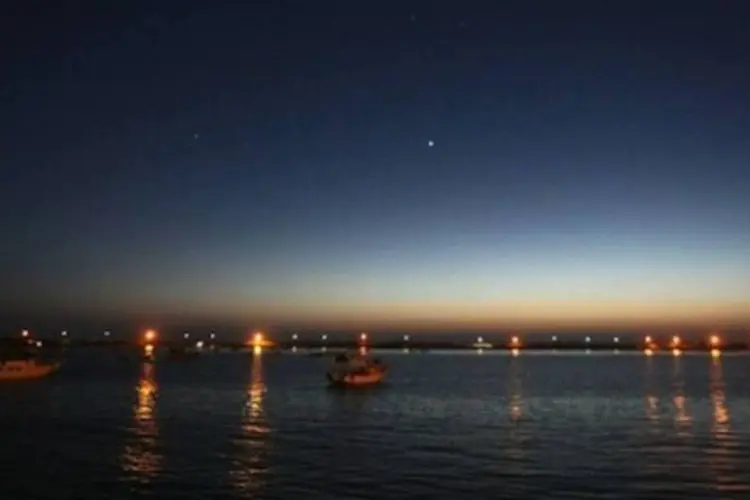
[120,362,161,481]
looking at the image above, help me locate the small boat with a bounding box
[0,359,61,381]
[326,351,387,387]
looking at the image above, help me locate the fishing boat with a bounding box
[326,351,386,387]
[0,338,61,381]
[0,359,60,381]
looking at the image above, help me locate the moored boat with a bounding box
[0,359,61,381]
[0,338,61,381]
[326,351,387,387]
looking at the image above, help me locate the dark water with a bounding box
[1,350,749,499]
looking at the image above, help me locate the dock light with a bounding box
[195,340,204,349]
[511,348,520,357]
[183,332,190,339]
[644,348,654,356]
[60,330,68,337]
[144,344,154,356]
[321,334,328,341]
[403,334,410,342]
[292,333,298,341]
[253,332,264,345]
[210,332,216,340]
[613,337,619,343]
[511,335,520,346]
[21,329,29,338]
[645,335,652,344]
[552,335,558,342]
[144,329,157,342]
[711,348,721,358]
[585,336,591,343]
[360,332,368,342]
[671,335,681,347]
[709,334,720,347]
[35,341,43,348]
[477,336,484,343]
[104,330,111,337]
[672,348,682,357]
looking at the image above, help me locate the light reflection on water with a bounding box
[505,355,525,466]
[644,355,660,423]
[671,354,692,437]
[707,356,748,494]
[229,348,269,497]
[120,360,161,482]
[3,351,750,499]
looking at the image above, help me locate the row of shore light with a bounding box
[17,329,726,354]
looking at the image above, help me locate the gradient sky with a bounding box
[1,1,749,333]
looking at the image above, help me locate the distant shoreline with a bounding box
[4,338,746,352]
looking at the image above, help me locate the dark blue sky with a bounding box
[1,1,749,332]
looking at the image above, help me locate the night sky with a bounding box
[2,1,749,333]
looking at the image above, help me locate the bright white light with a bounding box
[196,341,204,349]
[61,330,68,337]
[552,335,558,342]
[184,333,190,339]
[585,336,591,343]
[321,334,328,341]
[210,332,216,340]
[292,333,298,340]
[428,140,435,147]
[403,334,410,342]
[613,337,619,343]
[104,330,111,337]
[477,336,484,343]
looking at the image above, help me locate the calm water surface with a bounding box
[1,350,749,499]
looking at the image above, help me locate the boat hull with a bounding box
[0,361,60,381]
[327,369,386,387]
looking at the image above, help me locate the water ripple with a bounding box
[1,352,750,499]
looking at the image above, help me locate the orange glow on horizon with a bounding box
[234,298,750,330]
